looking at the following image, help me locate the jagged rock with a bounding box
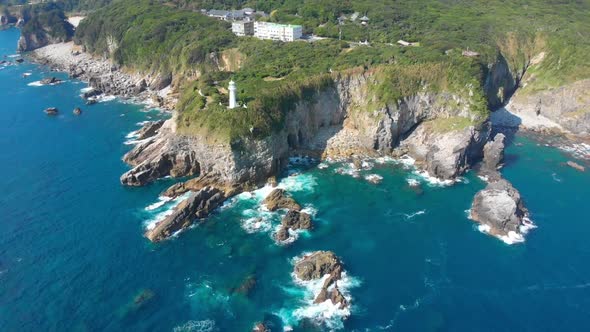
[479,133,505,181]
[121,149,200,186]
[470,179,529,236]
[73,107,82,115]
[294,251,349,309]
[294,251,343,281]
[402,121,490,180]
[44,107,58,115]
[566,161,585,172]
[314,282,348,308]
[145,186,226,242]
[40,77,62,85]
[136,120,164,140]
[482,133,505,171]
[275,227,289,241]
[262,189,301,211]
[282,210,312,230]
[82,88,102,99]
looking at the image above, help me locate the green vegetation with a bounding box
[18,3,74,42]
[47,0,590,141]
[425,117,475,133]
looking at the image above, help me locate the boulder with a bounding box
[262,189,301,211]
[145,186,226,242]
[470,179,529,236]
[294,251,343,281]
[73,107,82,115]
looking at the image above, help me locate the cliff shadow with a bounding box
[490,107,521,147]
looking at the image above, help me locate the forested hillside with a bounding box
[10,0,590,141]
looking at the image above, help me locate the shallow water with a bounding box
[1,28,590,331]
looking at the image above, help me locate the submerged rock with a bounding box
[470,179,530,237]
[566,160,585,172]
[73,107,82,115]
[262,189,301,211]
[44,107,58,115]
[145,186,226,242]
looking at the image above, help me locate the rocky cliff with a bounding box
[123,70,492,241]
[508,79,590,135]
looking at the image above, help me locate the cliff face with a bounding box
[508,79,590,135]
[122,71,490,189]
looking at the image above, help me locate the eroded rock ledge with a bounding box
[146,186,226,242]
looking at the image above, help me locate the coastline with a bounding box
[29,42,177,110]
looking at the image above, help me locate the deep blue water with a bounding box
[1,27,590,332]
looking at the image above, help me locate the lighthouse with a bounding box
[228,80,237,109]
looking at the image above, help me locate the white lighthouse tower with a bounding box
[228,80,237,109]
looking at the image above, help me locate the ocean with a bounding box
[1,27,589,332]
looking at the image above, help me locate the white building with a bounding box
[253,22,303,42]
[231,21,254,37]
[228,80,237,109]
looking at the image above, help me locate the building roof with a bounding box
[208,10,229,17]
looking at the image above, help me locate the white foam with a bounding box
[7,54,20,58]
[403,210,426,220]
[80,86,94,93]
[143,192,191,230]
[413,170,454,187]
[145,196,172,211]
[27,81,43,87]
[406,178,420,187]
[278,270,360,330]
[364,174,383,184]
[27,80,64,87]
[476,217,536,245]
[23,72,32,77]
[317,162,329,170]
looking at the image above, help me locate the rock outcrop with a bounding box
[470,179,530,238]
[508,79,590,135]
[294,251,348,309]
[18,19,74,52]
[276,210,312,242]
[145,186,226,242]
[121,118,286,187]
[136,120,165,140]
[262,189,301,211]
[479,133,506,181]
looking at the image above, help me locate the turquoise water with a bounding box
[1,27,590,331]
